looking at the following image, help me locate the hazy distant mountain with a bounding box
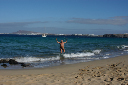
[12,30,39,34]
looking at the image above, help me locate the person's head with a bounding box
[61,40,63,42]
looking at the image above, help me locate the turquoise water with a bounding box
[0,35,128,69]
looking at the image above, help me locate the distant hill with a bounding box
[11,30,128,38]
[12,30,38,34]
[103,34,128,38]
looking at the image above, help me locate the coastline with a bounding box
[0,55,128,85]
[1,33,128,38]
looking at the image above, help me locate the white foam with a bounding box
[103,56,109,58]
[106,54,110,55]
[63,52,94,58]
[124,50,128,51]
[93,50,101,54]
[15,56,60,63]
[77,57,99,60]
[121,45,128,49]
[117,46,120,48]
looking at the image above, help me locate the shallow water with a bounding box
[0,35,128,69]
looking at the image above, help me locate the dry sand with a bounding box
[0,55,128,85]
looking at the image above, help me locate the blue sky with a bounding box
[0,0,128,35]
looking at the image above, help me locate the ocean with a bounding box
[0,34,128,69]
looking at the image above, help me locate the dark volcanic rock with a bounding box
[1,64,8,68]
[0,59,31,68]
[8,59,19,65]
[20,63,30,67]
[0,59,9,63]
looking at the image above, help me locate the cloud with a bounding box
[66,16,128,25]
[0,21,48,29]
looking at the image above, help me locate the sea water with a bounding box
[0,34,128,69]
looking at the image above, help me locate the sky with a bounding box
[0,0,128,35]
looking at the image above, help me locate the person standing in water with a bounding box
[56,38,67,53]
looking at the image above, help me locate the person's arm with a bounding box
[64,39,67,43]
[56,38,60,43]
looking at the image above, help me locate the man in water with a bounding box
[56,38,67,53]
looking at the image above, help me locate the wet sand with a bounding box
[0,55,128,85]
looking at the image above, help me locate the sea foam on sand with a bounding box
[0,55,128,85]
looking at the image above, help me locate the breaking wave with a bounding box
[15,56,60,63]
[13,50,102,63]
[63,52,94,58]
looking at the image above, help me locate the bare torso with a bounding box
[59,42,64,49]
[56,38,67,53]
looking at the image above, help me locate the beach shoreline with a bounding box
[0,55,128,85]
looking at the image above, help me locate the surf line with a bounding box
[59,53,65,60]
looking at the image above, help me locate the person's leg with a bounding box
[63,49,65,52]
[60,49,62,53]
[64,49,65,52]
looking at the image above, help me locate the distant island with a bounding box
[103,34,128,38]
[0,30,128,38]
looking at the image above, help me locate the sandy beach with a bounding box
[0,55,128,85]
